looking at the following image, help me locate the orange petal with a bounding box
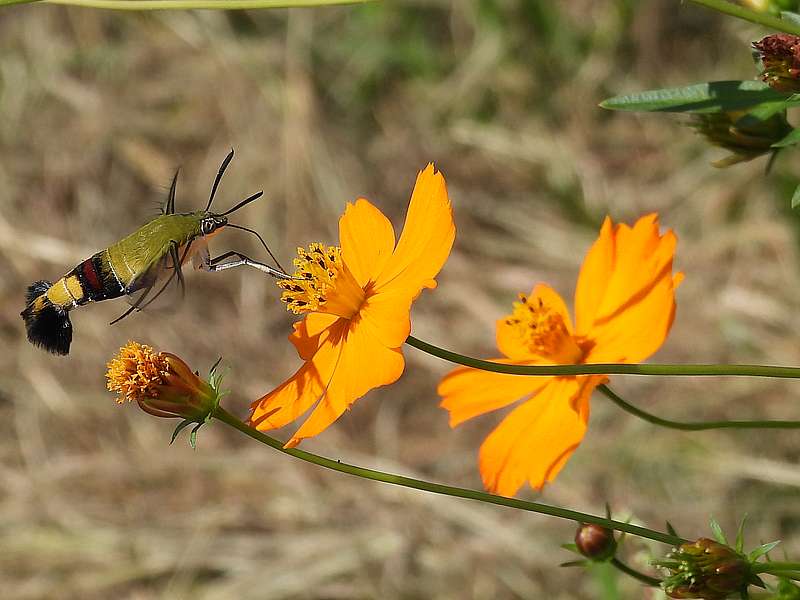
[374,164,455,296]
[359,288,414,348]
[583,271,681,363]
[287,318,405,446]
[438,362,553,427]
[339,198,396,288]
[496,283,573,360]
[478,376,601,496]
[249,320,348,431]
[290,313,340,360]
[575,214,678,337]
[574,217,614,335]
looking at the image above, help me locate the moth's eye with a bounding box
[202,220,214,235]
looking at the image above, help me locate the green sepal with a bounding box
[171,419,196,445]
[560,560,588,568]
[710,517,728,545]
[600,81,789,114]
[736,514,748,553]
[749,540,782,562]
[791,184,800,209]
[666,521,680,538]
[562,543,579,553]
[772,128,800,148]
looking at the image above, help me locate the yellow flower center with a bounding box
[278,243,366,319]
[505,294,584,363]
[106,341,169,403]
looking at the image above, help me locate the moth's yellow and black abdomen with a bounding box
[21,280,73,355]
[21,252,126,356]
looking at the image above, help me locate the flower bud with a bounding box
[753,34,800,93]
[574,524,617,561]
[691,110,790,168]
[655,538,751,600]
[106,341,221,422]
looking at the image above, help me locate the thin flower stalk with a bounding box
[41,0,368,8]
[213,406,686,547]
[687,0,800,36]
[598,385,800,430]
[408,335,800,379]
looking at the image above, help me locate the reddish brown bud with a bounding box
[753,34,800,92]
[575,524,617,561]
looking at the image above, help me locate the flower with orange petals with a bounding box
[106,340,222,423]
[438,214,682,497]
[249,164,455,447]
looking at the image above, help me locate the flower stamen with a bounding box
[505,294,583,363]
[106,341,169,404]
[278,243,365,318]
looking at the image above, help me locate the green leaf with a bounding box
[791,184,800,210]
[709,517,728,545]
[600,81,789,114]
[782,11,800,27]
[749,540,781,562]
[773,128,800,148]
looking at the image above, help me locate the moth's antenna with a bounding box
[226,223,287,274]
[221,191,263,216]
[206,149,235,212]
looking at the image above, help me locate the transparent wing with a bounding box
[110,242,190,325]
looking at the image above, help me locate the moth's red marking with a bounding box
[81,259,102,292]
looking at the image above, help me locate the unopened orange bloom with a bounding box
[438,214,682,497]
[250,164,455,447]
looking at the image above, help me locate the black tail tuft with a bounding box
[21,282,73,356]
[26,280,52,305]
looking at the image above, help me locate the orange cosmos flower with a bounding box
[249,164,455,447]
[438,214,682,497]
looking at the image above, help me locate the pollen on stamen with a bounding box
[278,243,344,314]
[506,293,583,362]
[106,341,169,404]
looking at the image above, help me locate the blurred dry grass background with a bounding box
[2,1,800,598]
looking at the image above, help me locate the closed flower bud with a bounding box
[655,538,751,600]
[753,34,800,93]
[575,524,617,561]
[691,110,790,168]
[106,341,221,423]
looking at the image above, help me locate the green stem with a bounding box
[0,0,40,6]
[610,557,662,587]
[43,0,368,9]
[598,385,800,430]
[687,0,800,36]
[405,336,800,379]
[213,406,685,546]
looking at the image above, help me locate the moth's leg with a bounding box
[169,242,186,301]
[206,251,293,280]
[110,283,155,325]
[139,241,191,310]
